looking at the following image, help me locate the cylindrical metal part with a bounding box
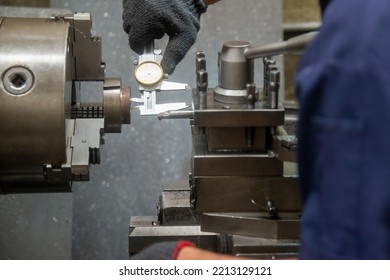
[103,78,131,133]
[268,70,280,109]
[0,18,71,177]
[196,51,206,72]
[143,40,155,54]
[214,41,254,104]
[245,31,318,59]
[246,83,256,110]
[219,41,252,89]
[197,70,208,110]
[121,87,131,125]
[263,58,276,99]
[196,51,208,109]
[157,110,194,120]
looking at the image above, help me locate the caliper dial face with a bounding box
[134,61,164,87]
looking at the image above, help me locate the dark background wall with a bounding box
[0,0,282,259]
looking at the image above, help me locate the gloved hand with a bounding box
[122,0,207,75]
[130,241,194,260]
[130,240,244,260]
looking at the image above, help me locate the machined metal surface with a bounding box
[273,133,297,163]
[0,17,71,179]
[70,118,104,179]
[157,110,194,120]
[214,41,253,104]
[196,51,208,109]
[283,22,321,40]
[0,14,130,192]
[268,68,281,109]
[49,13,106,81]
[103,78,131,133]
[206,127,267,152]
[193,176,299,212]
[129,216,218,255]
[159,181,199,226]
[201,212,300,239]
[231,235,299,259]
[193,90,285,127]
[2,66,35,95]
[192,134,283,176]
[245,31,317,59]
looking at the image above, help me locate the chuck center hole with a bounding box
[10,73,27,89]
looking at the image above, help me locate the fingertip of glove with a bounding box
[161,59,175,75]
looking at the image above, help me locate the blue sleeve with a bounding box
[297,0,390,259]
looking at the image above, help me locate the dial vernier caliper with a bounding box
[133,41,190,115]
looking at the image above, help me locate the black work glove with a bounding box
[122,0,207,75]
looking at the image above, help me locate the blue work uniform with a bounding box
[297,0,390,259]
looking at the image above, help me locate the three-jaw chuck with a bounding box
[0,13,131,194]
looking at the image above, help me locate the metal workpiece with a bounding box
[0,15,129,193]
[103,78,131,133]
[214,41,254,104]
[245,31,318,59]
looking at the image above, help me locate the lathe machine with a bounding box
[0,13,311,259]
